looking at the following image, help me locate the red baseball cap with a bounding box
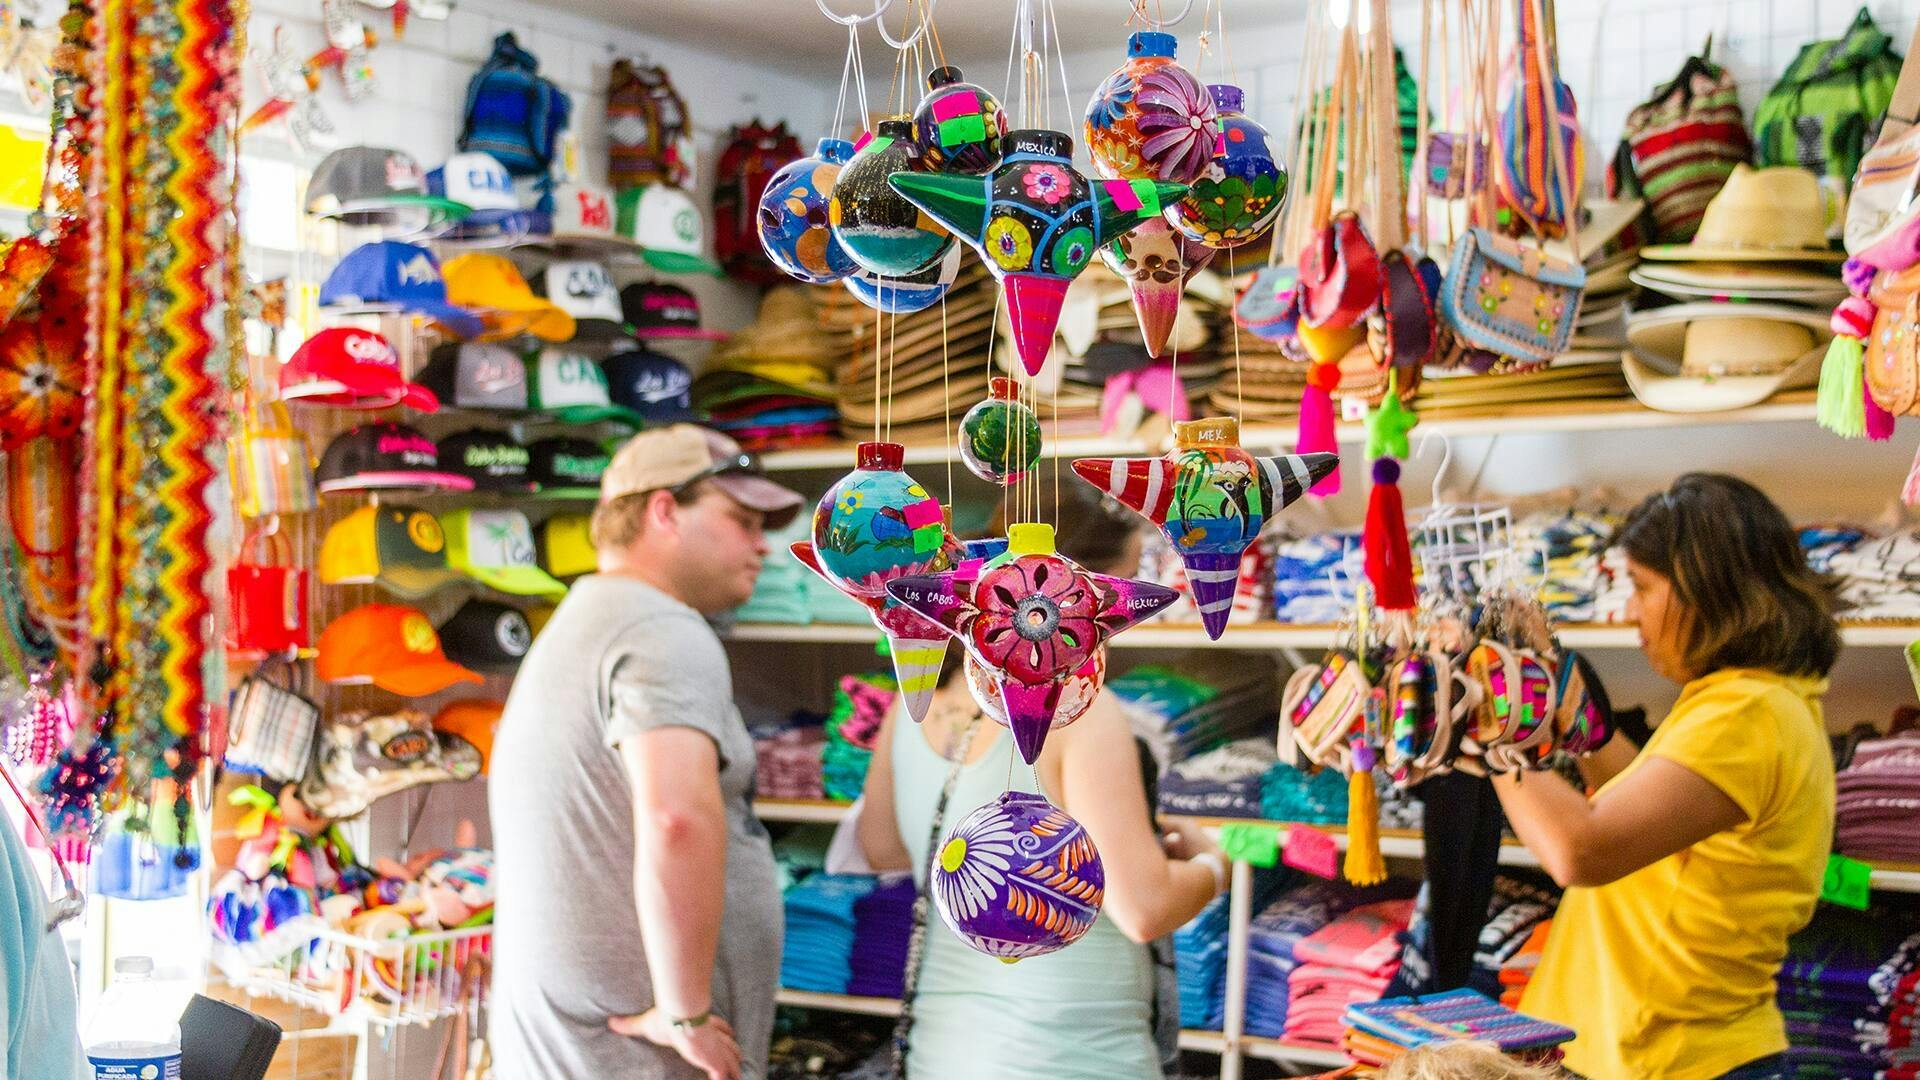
[281,327,440,411]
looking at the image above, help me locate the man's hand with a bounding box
[609,1009,742,1080]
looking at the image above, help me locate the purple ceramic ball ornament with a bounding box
[758,137,859,284]
[912,66,1009,176]
[828,118,956,278]
[843,245,962,314]
[958,376,1043,484]
[1166,85,1286,250]
[932,790,1105,961]
[1084,31,1218,184]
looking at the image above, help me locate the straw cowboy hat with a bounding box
[1639,166,1846,263]
[1622,302,1832,413]
[1628,260,1847,304]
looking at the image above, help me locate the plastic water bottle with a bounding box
[84,956,182,1080]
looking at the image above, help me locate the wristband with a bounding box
[1191,851,1228,896]
[669,1010,712,1032]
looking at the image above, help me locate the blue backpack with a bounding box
[459,32,571,179]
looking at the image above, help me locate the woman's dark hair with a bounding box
[1613,472,1839,680]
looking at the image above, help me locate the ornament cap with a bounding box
[987,376,1020,400]
[928,65,965,89]
[1173,416,1240,449]
[1004,129,1074,161]
[1128,30,1177,59]
[816,137,856,164]
[876,118,914,140]
[1006,522,1056,556]
[855,441,906,470]
[1208,83,1245,114]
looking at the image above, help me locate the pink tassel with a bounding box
[1866,368,1898,441]
[1296,385,1341,496]
[1906,445,1920,507]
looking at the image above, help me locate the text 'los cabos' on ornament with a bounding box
[932,790,1104,961]
[790,442,961,723]
[889,129,1186,377]
[886,522,1177,763]
[1073,417,1337,639]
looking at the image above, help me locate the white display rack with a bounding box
[221,926,492,1030]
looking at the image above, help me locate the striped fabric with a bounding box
[1610,55,1752,244]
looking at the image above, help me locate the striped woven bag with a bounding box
[1607,48,1751,245]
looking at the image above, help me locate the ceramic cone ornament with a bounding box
[1084,31,1218,184]
[886,522,1178,762]
[843,245,962,314]
[758,137,859,284]
[1072,417,1338,639]
[966,648,1106,733]
[959,377,1043,484]
[790,442,961,722]
[890,129,1186,376]
[1166,85,1286,250]
[1099,218,1216,357]
[932,790,1104,960]
[829,119,956,277]
[912,66,1009,176]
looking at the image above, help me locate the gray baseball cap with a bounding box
[307,146,470,231]
[416,342,531,411]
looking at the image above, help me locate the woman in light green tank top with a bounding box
[856,493,1229,1079]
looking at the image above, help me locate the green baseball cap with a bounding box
[437,508,569,599]
[616,185,723,276]
[526,348,647,428]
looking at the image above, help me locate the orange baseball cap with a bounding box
[316,603,484,696]
[433,699,502,774]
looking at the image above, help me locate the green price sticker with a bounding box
[1217,822,1280,868]
[1822,853,1872,911]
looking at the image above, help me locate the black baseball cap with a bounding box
[316,423,475,494]
[621,283,726,341]
[603,346,700,425]
[527,437,610,499]
[438,428,535,492]
[436,599,533,673]
[416,342,531,411]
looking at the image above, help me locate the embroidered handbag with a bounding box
[1281,650,1372,772]
[1848,19,1920,269]
[1865,286,1920,415]
[1299,211,1385,330]
[1552,650,1613,755]
[226,657,321,784]
[230,401,317,519]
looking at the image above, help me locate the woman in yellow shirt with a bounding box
[1501,473,1838,1080]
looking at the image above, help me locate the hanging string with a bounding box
[886,307,899,444]
[1231,247,1244,421]
[941,299,952,505]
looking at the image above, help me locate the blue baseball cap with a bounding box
[319,241,485,339]
[603,345,699,425]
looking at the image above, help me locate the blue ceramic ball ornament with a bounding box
[1165,85,1286,250]
[758,137,859,284]
[843,245,962,314]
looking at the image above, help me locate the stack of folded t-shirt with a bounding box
[1138,529,1274,628]
[1158,738,1275,819]
[754,724,827,800]
[824,673,894,802]
[1836,730,1920,863]
[1260,762,1351,825]
[1496,922,1553,1008]
[1283,898,1416,1048]
[1113,660,1276,773]
[1778,905,1920,1078]
[1473,875,1561,996]
[1271,531,1363,624]
[1176,892,1234,1030]
[847,875,916,999]
[1244,879,1353,1037]
[1341,988,1575,1069]
[780,873,877,993]
[1510,509,1617,624]
[1822,529,1920,622]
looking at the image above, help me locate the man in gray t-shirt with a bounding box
[489,424,803,1080]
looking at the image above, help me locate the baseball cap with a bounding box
[438,508,570,598]
[527,349,646,427]
[441,253,576,342]
[602,424,802,528]
[426,152,533,244]
[433,699,504,774]
[306,147,467,231]
[416,342,530,411]
[538,513,595,577]
[603,347,699,425]
[318,504,463,598]
[319,242,484,339]
[617,185,723,275]
[621,283,726,341]
[533,260,623,338]
[527,437,610,499]
[280,327,439,411]
[316,422,475,494]
[529,182,638,256]
[438,428,535,492]
[316,603,484,696]
[436,600,532,674]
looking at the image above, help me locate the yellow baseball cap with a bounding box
[441,253,577,343]
[539,514,595,578]
[318,505,463,599]
[438,508,569,599]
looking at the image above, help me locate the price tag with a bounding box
[1283,824,1340,880]
[1822,853,1872,911]
[1217,822,1279,868]
[1341,396,1369,423]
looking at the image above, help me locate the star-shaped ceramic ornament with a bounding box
[885,523,1178,762]
[1072,417,1338,639]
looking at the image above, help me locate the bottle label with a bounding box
[90,1050,182,1080]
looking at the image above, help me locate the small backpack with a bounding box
[1754,7,1903,211]
[712,120,802,284]
[607,60,691,190]
[1608,47,1752,244]
[459,32,571,180]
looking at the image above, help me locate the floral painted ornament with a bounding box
[959,376,1042,484]
[890,128,1186,376]
[757,137,859,285]
[932,790,1104,960]
[1100,217,1215,358]
[1166,85,1286,250]
[828,118,955,278]
[911,66,1008,176]
[790,442,961,723]
[1072,417,1337,639]
[965,647,1106,733]
[1084,32,1218,184]
[886,522,1178,762]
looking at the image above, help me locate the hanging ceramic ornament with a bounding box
[890,129,1186,377]
[758,137,859,285]
[790,442,961,723]
[1166,85,1286,250]
[1072,417,1338,639]
[932,790,1104,960]
[886,522,1179,762]
[843,245,962,314]
[828,119,956,277]
[965,648,1106,733]
[1084,31,1219,184]
[912,66,1009,176]
[959,377,1043,484]
[1100,218,1216,357]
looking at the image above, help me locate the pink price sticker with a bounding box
[1104,179,1143,213]
[1283,824,1340,880]
[929,92,980,123]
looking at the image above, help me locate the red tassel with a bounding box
[1296,384,1341,496]
[1364,459,1417,609]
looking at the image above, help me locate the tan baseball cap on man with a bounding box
[601,425,805,529]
